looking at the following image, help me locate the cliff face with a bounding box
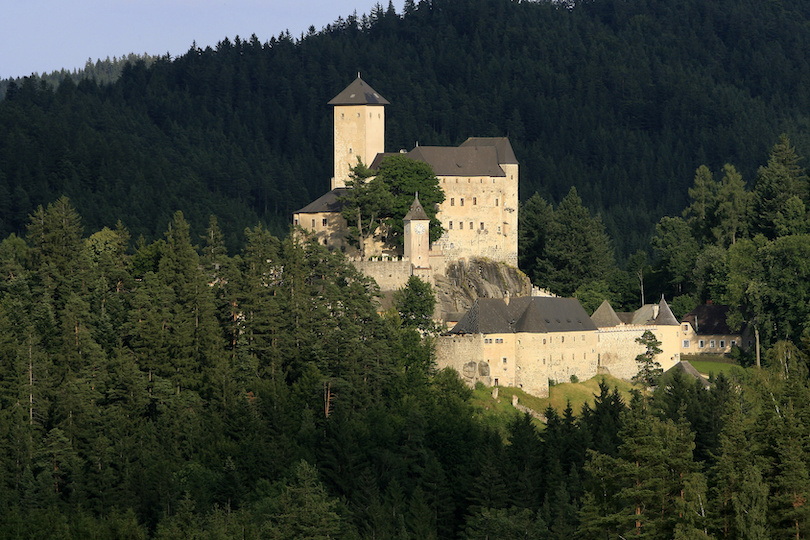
[433,258,535,321]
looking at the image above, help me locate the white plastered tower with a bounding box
[328,76,389,189]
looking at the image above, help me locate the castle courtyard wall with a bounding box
[435,334,489,386]
[596,325,680,380]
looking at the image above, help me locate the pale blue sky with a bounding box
[2,0,395,79]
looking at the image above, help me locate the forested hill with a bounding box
[2,0,810,257]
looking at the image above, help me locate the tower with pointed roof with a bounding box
[403,194,431,274]
[328,76,389,189]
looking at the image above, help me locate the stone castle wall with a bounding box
[351,258,414,291]
[596,325,681,380]
[435,334,488,386]
[434,170,518,266]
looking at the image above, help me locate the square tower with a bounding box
[328,76,389,189]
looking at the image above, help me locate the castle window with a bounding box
[459,222,463,229]
[495,198,499,206]
[683,340,690,348]
[469,222,473,230]
[349,147,353,154]
[460,198,464,206]
[543,339,546,344]
[710,340,716,348]
[494,378,499,386]
[294,218,299,226]
[682,324,689,332]
[561,336,564,343]
[480,222,484,230]
[731,340,737,347]
[449,221,453,229]
[322,218,327,227]
[503,358,507,364]
[720,340,726,348]
[341,113,344,119]
[699,340,705,348]
[311,219,315,228]
[357,113,360,117]
[473,197,477,205]
[451,198,455,206]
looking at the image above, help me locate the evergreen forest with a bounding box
[3,199,810,537]
[5,0,810,537]
[4,0,810,259]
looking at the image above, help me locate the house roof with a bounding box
[328,76,389,106]
[681,304,736,335]
[591,300,623,327]
[404,195,430,221]
[459,137,519,165]
[406,145,506,177]
[293,188,350,214]
[448,297,597,335]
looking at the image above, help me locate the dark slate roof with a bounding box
[294,188,349,214]
[459,137,519,165]
[404,195,430,221]
[591,300,623,328]
[328,77,389,106]
[406,146,506,177]
[448,297,597,335]
[369,152,402,169]
[450,298,514,334]
[681,304,736,335]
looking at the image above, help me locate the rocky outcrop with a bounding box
[433,258,535,322]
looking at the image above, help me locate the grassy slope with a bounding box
[470,375,637,435]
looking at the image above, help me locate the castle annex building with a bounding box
[293,76,519,285]
[436,296,684,398]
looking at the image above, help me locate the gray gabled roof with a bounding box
[294,188,350,214]
[328,77,389,106]
[448,297,597,335]
[459,137,518,165]
[591,300,623,328]
[406,146,506,177]
[625,304,656,325]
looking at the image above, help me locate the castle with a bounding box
[294,77,731,398]
[293,76,518,289]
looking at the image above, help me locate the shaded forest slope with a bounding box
[2,0,810,257]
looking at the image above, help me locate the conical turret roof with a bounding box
[404,194,430,221]
[328,76,389,105]
[654,296,679,325]
[591,300,623,328]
